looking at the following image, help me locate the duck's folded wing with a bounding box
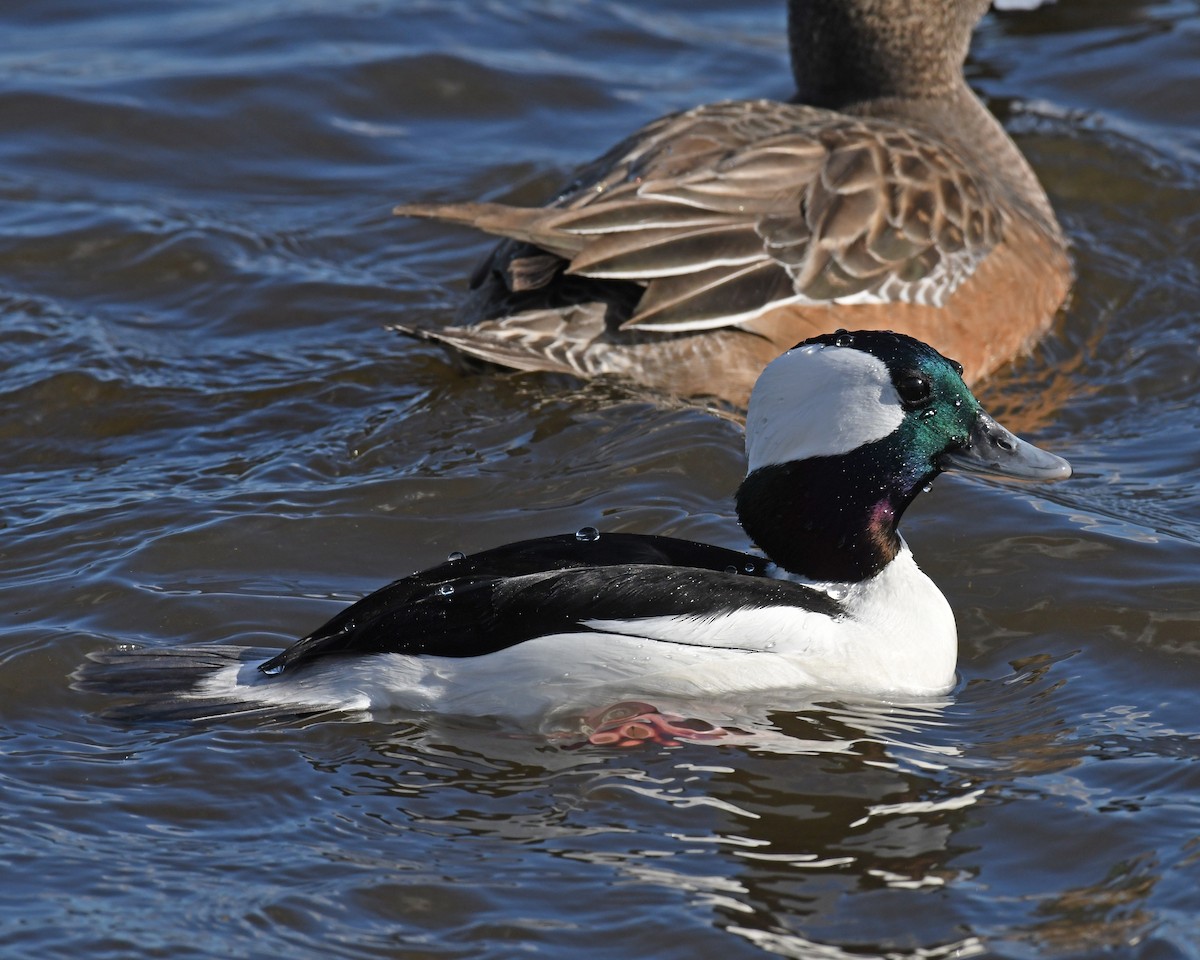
[397,100,1003,331]
[261,541,837,674]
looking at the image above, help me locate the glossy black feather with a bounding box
[259,532,839,674]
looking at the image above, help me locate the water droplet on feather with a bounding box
[575,526,600,542]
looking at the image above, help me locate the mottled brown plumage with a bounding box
[394,0,1072,407]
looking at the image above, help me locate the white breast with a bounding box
[771,542,958,697]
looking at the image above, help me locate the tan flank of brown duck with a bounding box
[393,0,1072,407]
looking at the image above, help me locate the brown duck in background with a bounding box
[393,0,1072,408]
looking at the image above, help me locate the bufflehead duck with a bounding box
[77,331,1070,722]
[391,0,1071,407]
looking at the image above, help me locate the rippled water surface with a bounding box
[3,1,1200,957]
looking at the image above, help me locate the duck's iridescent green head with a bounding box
[738,329,1070,582]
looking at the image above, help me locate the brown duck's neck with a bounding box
[787,0,1062,246]
[788,0,990,107]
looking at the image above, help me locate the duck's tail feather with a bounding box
[393,201,585,260]
[72,645,318,723]
[389,304,613,379]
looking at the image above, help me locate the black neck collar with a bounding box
[735,445,932,583]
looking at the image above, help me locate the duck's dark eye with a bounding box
[895,370,932,408]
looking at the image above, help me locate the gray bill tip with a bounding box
[940,413,1072,482]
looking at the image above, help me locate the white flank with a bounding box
[745,343,904,472]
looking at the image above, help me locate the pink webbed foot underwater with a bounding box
[562,701,750,748]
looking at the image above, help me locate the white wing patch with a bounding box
[583,605,836,653]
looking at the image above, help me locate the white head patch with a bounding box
[745,343,905,472]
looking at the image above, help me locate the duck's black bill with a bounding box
[939,412,1072,482]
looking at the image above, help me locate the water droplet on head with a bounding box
[261,663,284,677]
[724,565,738,575]
[744,563,756,574]
[921,408,937,420]
[833,332,855,348]
[575,526,600,542]
[446,550,465,562]
[438,584,455,596]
